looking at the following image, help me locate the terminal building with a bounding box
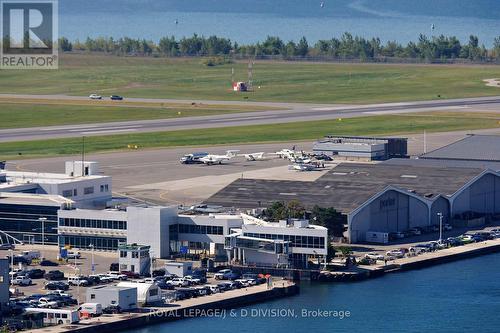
[55,206,327,268]
[313,136,408,161]
[0,161,112,244]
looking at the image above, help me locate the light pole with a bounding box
[150,250,154,279]
[89,244,95,275]
[8,249,13,274]
[437,212,443,243]
[38,217,47,246]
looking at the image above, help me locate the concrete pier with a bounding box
[27,281,299,333]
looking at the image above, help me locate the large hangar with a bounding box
[206,162,500,243]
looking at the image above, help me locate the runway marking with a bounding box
[69,125,142,132]
[40,125,100,131]
[80,129,139,135]
[207,115,277,122]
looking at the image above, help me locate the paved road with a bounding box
[1,94,500,142]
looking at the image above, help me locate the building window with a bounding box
[132,252,138,258]
[62,190,73,198]
[120,251,127,258]
[84,187,94,195]
[73,189,77,196]
[90,294,95,299]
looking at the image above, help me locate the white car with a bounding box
[11,275,31,286]
[107,271,127,280]
[364,253,384,261]
[37,297,59,309]
[94,274,114,283]
[89,93,102,100]
[66,251,81,259]
[67,276,89,286]
[235,279,251,287]
[386,249,405,259]
[214,269,232,280]
[170,278,189,287]
[184,276,201,285]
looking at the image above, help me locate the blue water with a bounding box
[127,253,500,333]
[58,0,500,46]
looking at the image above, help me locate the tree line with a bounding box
[58,33,500,62]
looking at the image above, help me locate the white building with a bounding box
[55,205,328,268]
[118,244,151,276]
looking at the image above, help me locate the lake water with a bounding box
[127,253,500,333]
[59,0,500,46]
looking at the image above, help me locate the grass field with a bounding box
[0,102,275,129]
[1,112,499,160]
[1,54,500,104]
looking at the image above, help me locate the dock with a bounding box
[318,238,500,282]
[27,281,299,333]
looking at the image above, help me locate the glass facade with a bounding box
[243,232,325,249]
[58,235,125,251]
[59,218,127,230]
[0,203,59,245]
[170,224,223,235]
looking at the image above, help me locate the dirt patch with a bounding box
[483,78,500,87]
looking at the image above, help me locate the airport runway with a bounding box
[9,127,500,206]
[1,94,500,142]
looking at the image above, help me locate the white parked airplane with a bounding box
[275,149,296,160]
[289,163,317,171]
[242,152,265,161]
[200,150,239,165]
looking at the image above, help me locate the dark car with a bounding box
[110,95,124,100]
[315,154,333,161]
[40,260,59,267]
[109,263,119,271]
[121,271,141,279]
[103,305,122,314]
[155,280,174,290]
[0,243,15,250]
[44,281,69,291]
[152,269,166,277]
[25,269,45,279]
[44,270,64,280]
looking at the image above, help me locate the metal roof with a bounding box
[205,163,483,215]
[420,135,500,162]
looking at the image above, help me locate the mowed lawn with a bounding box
[1,112,498,159]
[0,103,273,129]
[0,54,500,103]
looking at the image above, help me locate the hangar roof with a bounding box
[420,135,500,162]
[205,163,483,215]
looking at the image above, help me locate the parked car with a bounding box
[214,269,232,280]
[102,305,122,314]
[0,243,15,250]
[66,251,81,259]
[152,269,166,277]
[67,276,89,286]
[386,249,405,259]
[89,94,102,100]
[206,285,220,294]
[44,281,69,291]
[110,95,124,101]
[155,280,174,290]
[7,256,31,265]
[409,228,422,236]
[44,270,64,280]
[36,297,59,308]
[184,276,201,285]
[364,252,384,261]
[120,271,140,279]
[107,271,128,280]
[170,278,189,287]
[11,276,32,286]
[25,269,45,279]
[40,260,59,267]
